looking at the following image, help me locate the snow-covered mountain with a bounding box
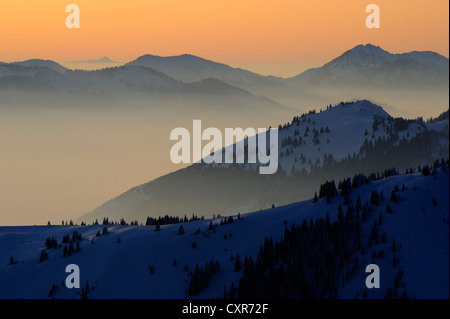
[11,59,67,74]
[79,100,449,224]
[1,168,448,298]
[290,44,449,89]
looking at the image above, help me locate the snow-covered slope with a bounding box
[276,100,391,173]
[1,169,448,298]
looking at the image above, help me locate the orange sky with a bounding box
[0,0,448,76]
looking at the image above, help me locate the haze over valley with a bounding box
[0,44,448,225]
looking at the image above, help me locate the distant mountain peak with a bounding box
[325,43,392,67]
[349,43,391,56]
[133,53,218,65]
[353,43,385,51]
[292,43,449,90]
[96,57,115,63]
[70,57,118,63]
[11,59,67,73]
[326,43,449,68]
[128,53,266,85]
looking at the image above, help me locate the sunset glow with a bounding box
[1,0,448,76]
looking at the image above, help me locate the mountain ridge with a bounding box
[77,99,449,224]
[70,57,118,64]
[2,43,448,117]
[11,59,67,74]
[2,44,448,83]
